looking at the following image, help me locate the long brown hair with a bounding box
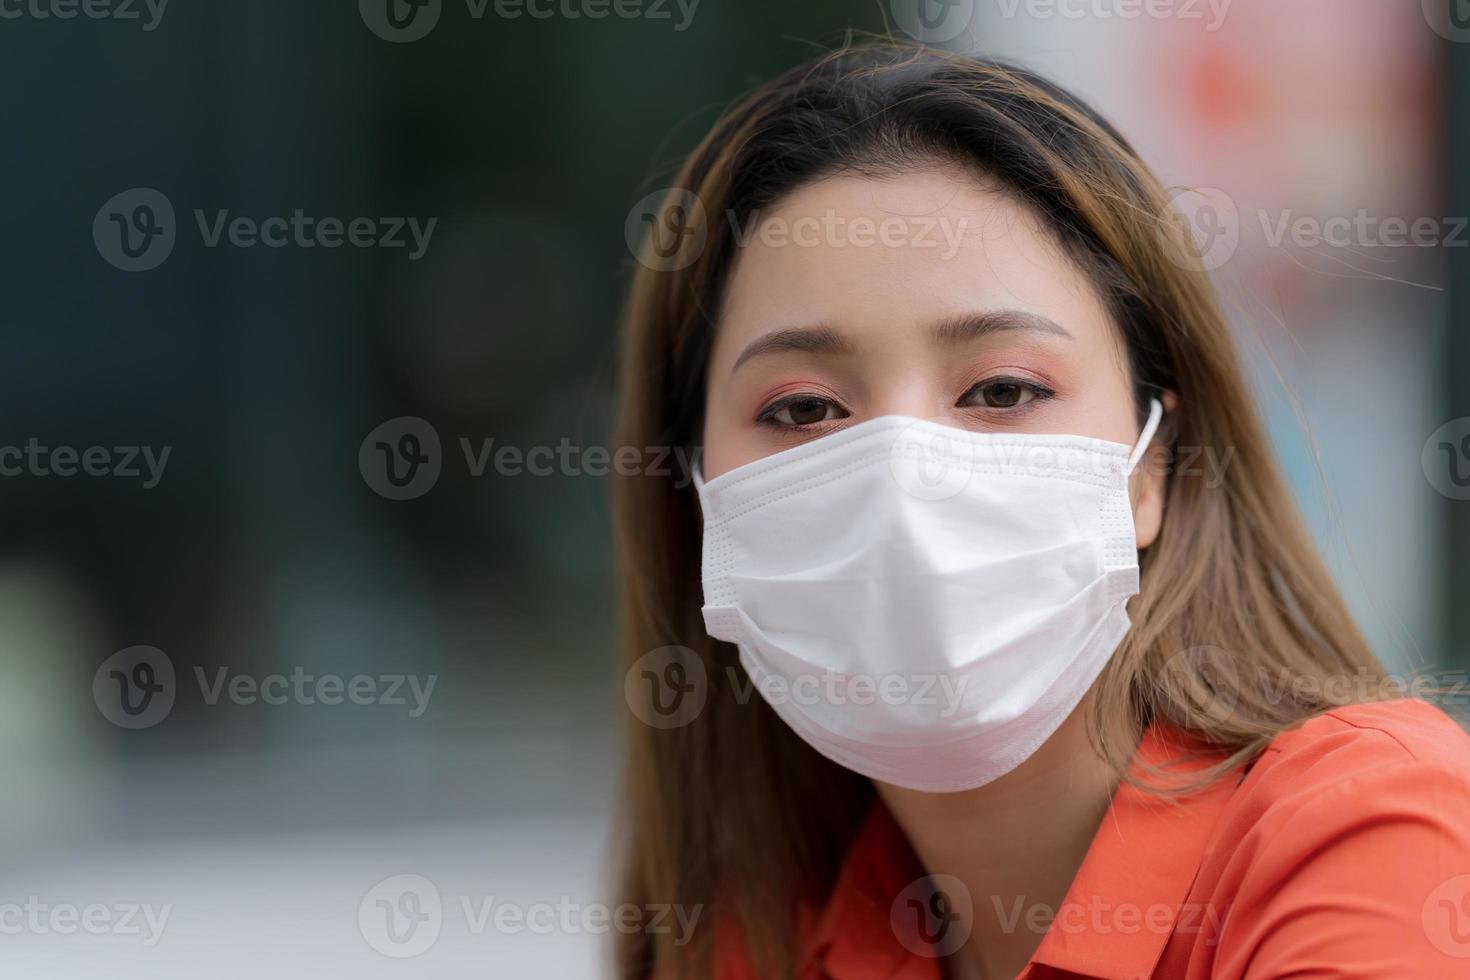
[611,41,1388,979]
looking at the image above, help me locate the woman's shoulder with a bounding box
[1198,697,1470,888]
[1204,696,1470,898]
[1253,695,1470,781]
[1224,697,1470,823]
[1197,698,1470,972]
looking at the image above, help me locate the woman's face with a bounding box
[700,165,1167,549]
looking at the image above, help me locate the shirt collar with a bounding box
[1024,724,1241,979]
[803,722,1240,980]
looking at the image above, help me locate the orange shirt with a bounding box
[720,698,1470,979]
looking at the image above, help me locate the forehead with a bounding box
[713,166,1119,361]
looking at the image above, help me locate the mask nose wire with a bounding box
[1125,398,1165,476]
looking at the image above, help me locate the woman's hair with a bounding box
[611,40,1388,978]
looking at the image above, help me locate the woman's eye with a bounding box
[759,396,845,427]
[961,379,1051,409]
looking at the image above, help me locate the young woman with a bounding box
[612,42,1470,979]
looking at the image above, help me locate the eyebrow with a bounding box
[730,324,856,375]
[729,309,1072,376]
[931,309,1074,344]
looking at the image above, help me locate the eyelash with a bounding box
[959,376,1057,411]
[754,393,841,430]
[755,377,1057,431]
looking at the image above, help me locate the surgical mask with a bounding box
[692,400,1163,793]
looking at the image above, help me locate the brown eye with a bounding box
[986,382,1033,408]
[960,379,1050,411]
[777,398,836,426]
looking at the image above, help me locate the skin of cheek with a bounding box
[699,370,766,482]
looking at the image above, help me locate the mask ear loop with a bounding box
[1125,398,1165,476]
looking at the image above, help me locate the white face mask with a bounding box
[692,400,1163,793]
